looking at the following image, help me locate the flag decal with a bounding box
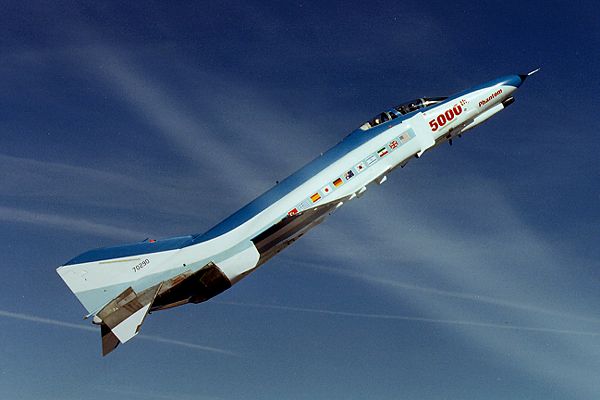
[366,154,377,166]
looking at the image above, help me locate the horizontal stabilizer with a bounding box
[97,284,161,356]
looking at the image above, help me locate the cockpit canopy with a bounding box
[359,96,448,131]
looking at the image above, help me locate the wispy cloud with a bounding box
[0,309,237,356]
[0,205,145,240]
[214,300,600,338]
[0,153,216,220]
[305,173,597,320]
[136,334,237,356]
[0,309,97,332]
[69,41,337,201]
[306,263,600,325]
[292,172,600,397]
[72,45,283,195]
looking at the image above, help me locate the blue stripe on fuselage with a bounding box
[63,75,520,265]
[190,121,392,243]
[63,235,194,265]
[190,76,522,243]
[63,125,388,266]
[63,124,391,266]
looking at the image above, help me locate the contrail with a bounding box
[0,206,144,241]
[305,264,600,324]
[214,301,600,337]
[0,309,97,331]
[137,335,237,356]
[0,309,238,356]
[77,45,272,194]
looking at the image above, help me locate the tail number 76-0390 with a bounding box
[429,104,463,131]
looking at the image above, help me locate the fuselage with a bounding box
[57,74,527,317]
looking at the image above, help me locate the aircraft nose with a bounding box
[515,68,541,87]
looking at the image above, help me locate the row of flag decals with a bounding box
[286,129,416,217]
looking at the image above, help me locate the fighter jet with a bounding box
[57,70,538,355]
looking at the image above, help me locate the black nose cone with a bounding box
[519,67,541,84]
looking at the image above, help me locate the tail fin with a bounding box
[56,236,191,314]
[56,236,192,355]
[56,259,139,317]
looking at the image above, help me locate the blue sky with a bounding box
[1,1,599,399]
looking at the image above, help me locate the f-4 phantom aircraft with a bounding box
[57,70,538,355]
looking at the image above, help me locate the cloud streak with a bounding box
[0,309,237,356]
[214,300,600,338]
[291,172,600,397]
[0,205,145,241]
[307,263,600,325]
[73,45,275,195]
[0,153,217,220]
[70,41,337,204]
